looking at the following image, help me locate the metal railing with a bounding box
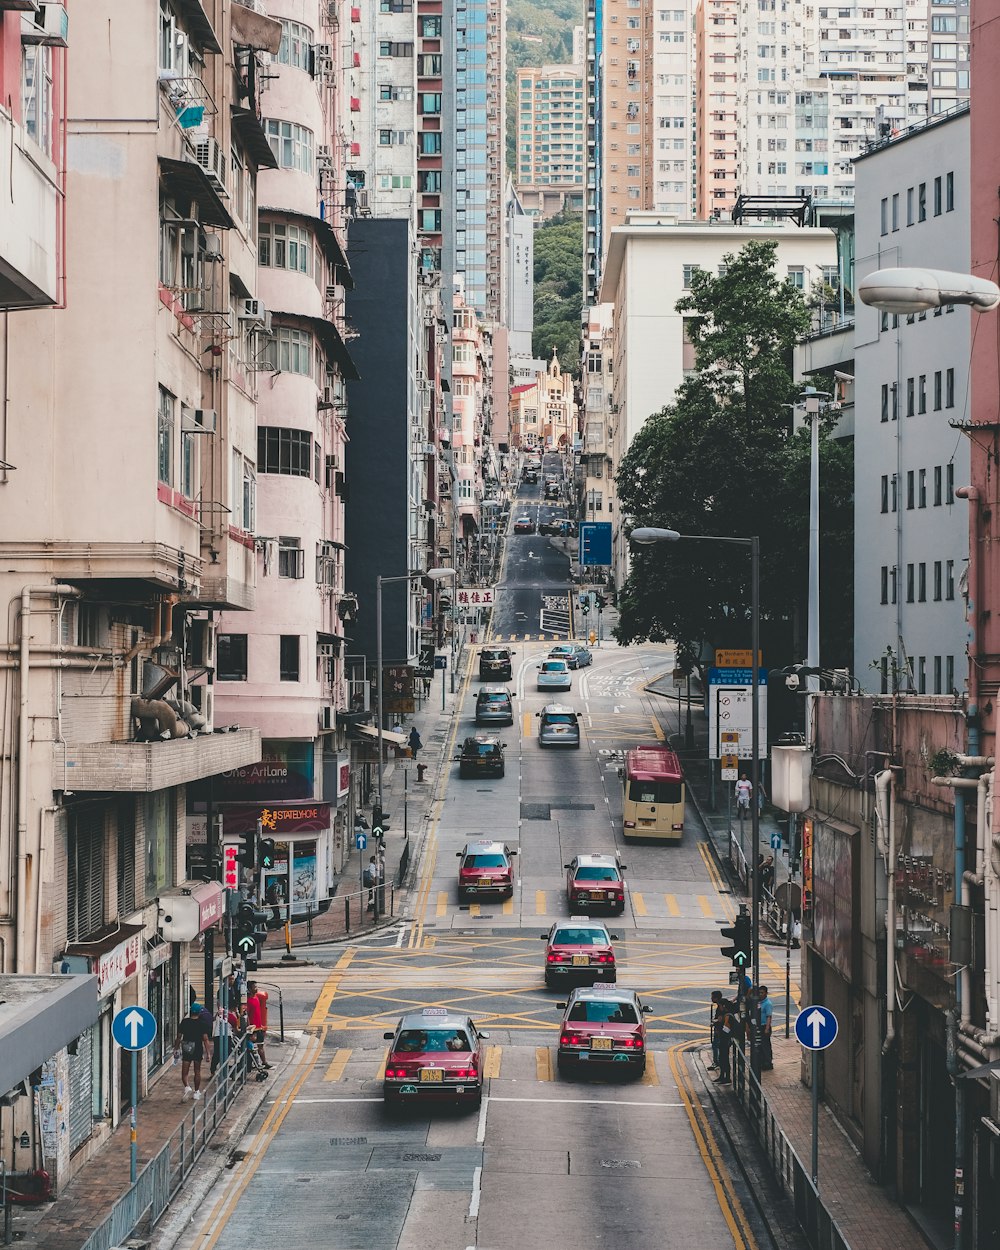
[78,1049,250,1250]
[730,1045,851,1250]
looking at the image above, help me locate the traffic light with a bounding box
[235,900,269,972]
[579,593,590,616]
[720,912,752,968]
[258,838,276,871]
[236,828,258,873]
[595,593,606,611]
[372,804,385,838]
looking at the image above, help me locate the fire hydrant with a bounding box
[417,763,428,782]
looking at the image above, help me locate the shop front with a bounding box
[145,936,178,1073]
[224,803,333,915]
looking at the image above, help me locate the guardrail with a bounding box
[78,1049,250,1250]
[730,1045,851,1250]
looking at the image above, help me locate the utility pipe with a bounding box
[880,769,898,1055]
[16,585,79,973]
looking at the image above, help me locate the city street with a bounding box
[163,473,783,1250]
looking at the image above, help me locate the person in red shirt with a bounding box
[245,981,272,1068]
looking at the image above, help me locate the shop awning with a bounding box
[157,881,225,942]
[0,975,100,1102]
[351,725,408,746]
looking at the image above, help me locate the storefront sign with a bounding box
[146,939,172,970]
[197,882,225,931]
[802,817,813,915]
[337,760,351,799]
[217,740,314,801]
[224,803,331,836]
[96,931,142,997]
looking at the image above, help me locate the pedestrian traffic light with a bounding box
[580,597,590,615]
[595,593,606,611]
[235,900,269,972]
[720,912,752,968]
[372,804,384,838]
[258,838,276,871]
[236,828,258,872]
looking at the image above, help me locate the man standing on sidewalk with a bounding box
[175,1002,213,1100]
[245,981,273,1069]
[756,986,774,1070]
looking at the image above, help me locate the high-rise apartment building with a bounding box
[514,63,586,219]
[352,0,418,216]
[694,0,738,218]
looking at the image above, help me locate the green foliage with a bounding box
[614,240,854,668]
[506,0,582,170]
[532,213,583,373]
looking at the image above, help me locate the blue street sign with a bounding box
[770,831,783,851]
[112,1006,158,1052]
[794,1005,838,1051]
[434,655,447,670]
[578,522,612,567]
[355,831,367,850]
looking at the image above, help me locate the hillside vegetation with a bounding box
[532,212,583,373]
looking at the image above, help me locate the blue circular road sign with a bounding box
[794,1005,838,1051]
[112,1006,158,1052]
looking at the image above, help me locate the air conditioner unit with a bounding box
[193,408,217,432]
[187,618,216,669]
[317,144,334,166]
[356,188,370,212]
[240,298,267,324]
[22,3,68,46]
[313,42,333,62]
[422,442,436,457]
[325,284,339,300]
[415,370,425,383]
[320,705,335,731]
[203,233,223,261]
[194,138,227,194]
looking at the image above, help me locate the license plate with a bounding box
[590,891,606,899]
[572,955,590,966]
[480,877,492,884]
[420,1068,443,1083]
[591,1037,612,1051]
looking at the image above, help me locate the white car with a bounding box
[537,660,572,692]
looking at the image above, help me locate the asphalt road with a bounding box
[166,472,786,1250]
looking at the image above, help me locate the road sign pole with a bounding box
[811,1050,819,1183]
[130,1051,138,1183]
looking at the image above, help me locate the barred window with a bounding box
[67,808,105,943]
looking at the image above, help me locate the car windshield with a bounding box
[567,1001,638,1024]
[465,853,507,868]
[396,1029,471,1053]
[544,714,576,725]
[541,663,567,673]
[469,742,499,756]
[482,651,508,661]
[552,928,606,946]
[481,694,509,704]
[575,866,618,881]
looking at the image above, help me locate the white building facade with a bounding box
[852,104,970,693]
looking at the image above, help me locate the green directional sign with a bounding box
[236,933,256,955]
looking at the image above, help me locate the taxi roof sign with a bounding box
[421,1007,449,1016]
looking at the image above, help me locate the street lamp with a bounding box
[858,267,1000,314]
[630,527,763,998]
[376,567,456,815]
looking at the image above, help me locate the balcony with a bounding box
[55,727,261,793]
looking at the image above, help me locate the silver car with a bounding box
[537,660,572,692]
[537,704,581,748]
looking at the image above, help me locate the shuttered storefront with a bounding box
[67,1025,94,1153]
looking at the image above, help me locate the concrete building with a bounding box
[504,181,534,359]
[451,285,493,573]
[583,0,604,304]
[852,104,970,693]
[694,0,738,219]
[508,352,577,452]
[577,305,615,524]
[213,0,361,899]
[598,215,837,584]
[0,0,270,1180]
[514,62,585,221]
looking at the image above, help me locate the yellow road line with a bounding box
[535,1047,553,1081]
[375,1046,389,1081]
[669,1042,757,1250]
[522,712,533,737]
[469,903,481,917]
[665,894,681,917]
[697,895,714,918]
[484,1045,502,1079]
[632,892,647,916]
[436,891,448,917]
[323,1048,352,1082]
[502,897,514,915]
[651,715,665,742]
[535,889,547,914]
[308,950,355,1028]
[640,1052,660,1086]
[199,1027,327,1250]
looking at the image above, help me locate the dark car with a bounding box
[539,518,564,536]
[541,919,619,988]
[555,986,650,1077]
[565,854,627,914]
[479,646,513,681]
[513,516,535,534]
[383,1007,490,1106]
[458,734,506,778]
[456,838,517,899]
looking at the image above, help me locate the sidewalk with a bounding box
[645,665,941,1250]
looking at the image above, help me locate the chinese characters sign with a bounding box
[455,587,495,607]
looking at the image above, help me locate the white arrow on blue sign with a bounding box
[770,831,783,851]
[794,1005,838,1051]
[112,1006,158,1052]
[355,831,367,850]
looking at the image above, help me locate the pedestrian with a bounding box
[211,1003,234,1075]
[756,985,774,1070]
[735,967,753,1031]
[761,855,775,895]
[714,997,740,1084]
[174,1002,213,1100]
[757,780,767,814]
[408,726,422,760]
[364,855,378,911]
[265,878,284,927]
[735,774,752,820]
[391,719,404,736]
[245,980,272,1069]
[709,990,725,1071]
[422,674,432,697]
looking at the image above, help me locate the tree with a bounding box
[532,213,583,372]
[614,240,853,670]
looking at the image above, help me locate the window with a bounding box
[157,387,175,486]
[276,19,313,69]
[917,656,926,694]
[880,197,888,235]
[418,170,442,192]
[21,44,52,156]
[267,326,313,375]
[280,635,300,682]
[946,655,955,693]
[932,655,942,695]
[264,119,314,172]
[881,383,889,423]
[946,462,954,502]
[420,92,442,114]
[918,468,927,508]
[892,193,899,230]
[933,176,942,216]
[918,563,926,602]
[934,465,942,506]
[880,474,889,513]
[906,187,913,226]
[906,470,914,509]
[946,171,954,211]
[380,40,414,55]
[231,449,256,532]
[787,266,805,288]
[217,634,248,681]
[418,53,441,75]
[880,565,889,604]
[906,563,914,603]
[946,559,955,600]
[934,370,942,411]
[420,208,442,232]
[258,220,311,274]
[682,263,702,288]
[180,421,196,499]
[934,560,942,601]
[906,377,914,417]
[257,427,312,476]
[419,15,441,35]
[419,130,442,154]
[278,536,305,579]
[891,474,898,512]
[945,368,955,408]
[918,182,927,222]
[918,374,926,414]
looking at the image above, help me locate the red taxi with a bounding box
[456,839,517,900]
[555,986,651,1077]
[383,1008,490,1106]
[541,918,619,988]
[565,854,627,914]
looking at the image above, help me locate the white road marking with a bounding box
[468,1165,483,1219]
[476,1093,489,1144]
[488,1096,684,1107]
[394,926,405,948]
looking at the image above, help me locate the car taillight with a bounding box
[624,820,636,829]
[672,823,683,831]
[547,952,567,963]
[561,1033,585,1046]
[595,953,613,963]
[452,1068,476,1078]
[386,1067,408,1078]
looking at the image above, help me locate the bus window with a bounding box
[628,780,682,805]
